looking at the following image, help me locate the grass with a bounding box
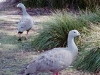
[73,24,100,73]
[0,15,41,75]
[32,9,100,51]
[31,10,100,74]
[73,47,100,73]
[78,12,100,24]
[31,11,89,51]
[0,9,100,75]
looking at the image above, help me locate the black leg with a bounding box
[18,38,22,41]
[18,32,23,41]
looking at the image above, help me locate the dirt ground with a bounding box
[0,1,99,75]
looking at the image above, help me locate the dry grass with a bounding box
[0,14,47,75]
[0,11,99,75]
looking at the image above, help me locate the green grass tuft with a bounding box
[73,47,100,73]
[78,12,100,24]
[31,11,88,51]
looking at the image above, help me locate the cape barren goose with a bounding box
[17,3,33,41]
[24,30,80,75]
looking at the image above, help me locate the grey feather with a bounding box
[17,3,34,32]
[24,30,80,75]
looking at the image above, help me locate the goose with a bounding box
[17,3,33,41]
[24,30,80,75]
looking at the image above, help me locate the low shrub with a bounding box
[74,47,100,73]
[31,11,88,51]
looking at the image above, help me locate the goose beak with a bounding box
[17,4,19,7]
[78,33,80,36]
[76,32,80,37]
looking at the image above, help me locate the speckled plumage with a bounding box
[24,30,80,75]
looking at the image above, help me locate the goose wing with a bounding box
[28,48,73,72]
[18,16,33,32]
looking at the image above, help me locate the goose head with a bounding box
[17,3,25,8]
[68,30,80,38]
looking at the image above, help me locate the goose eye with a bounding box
[74,32,76,33]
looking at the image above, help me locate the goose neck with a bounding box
[21,6,28,15]
[68,36,78,52]
[67,36,78,59]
